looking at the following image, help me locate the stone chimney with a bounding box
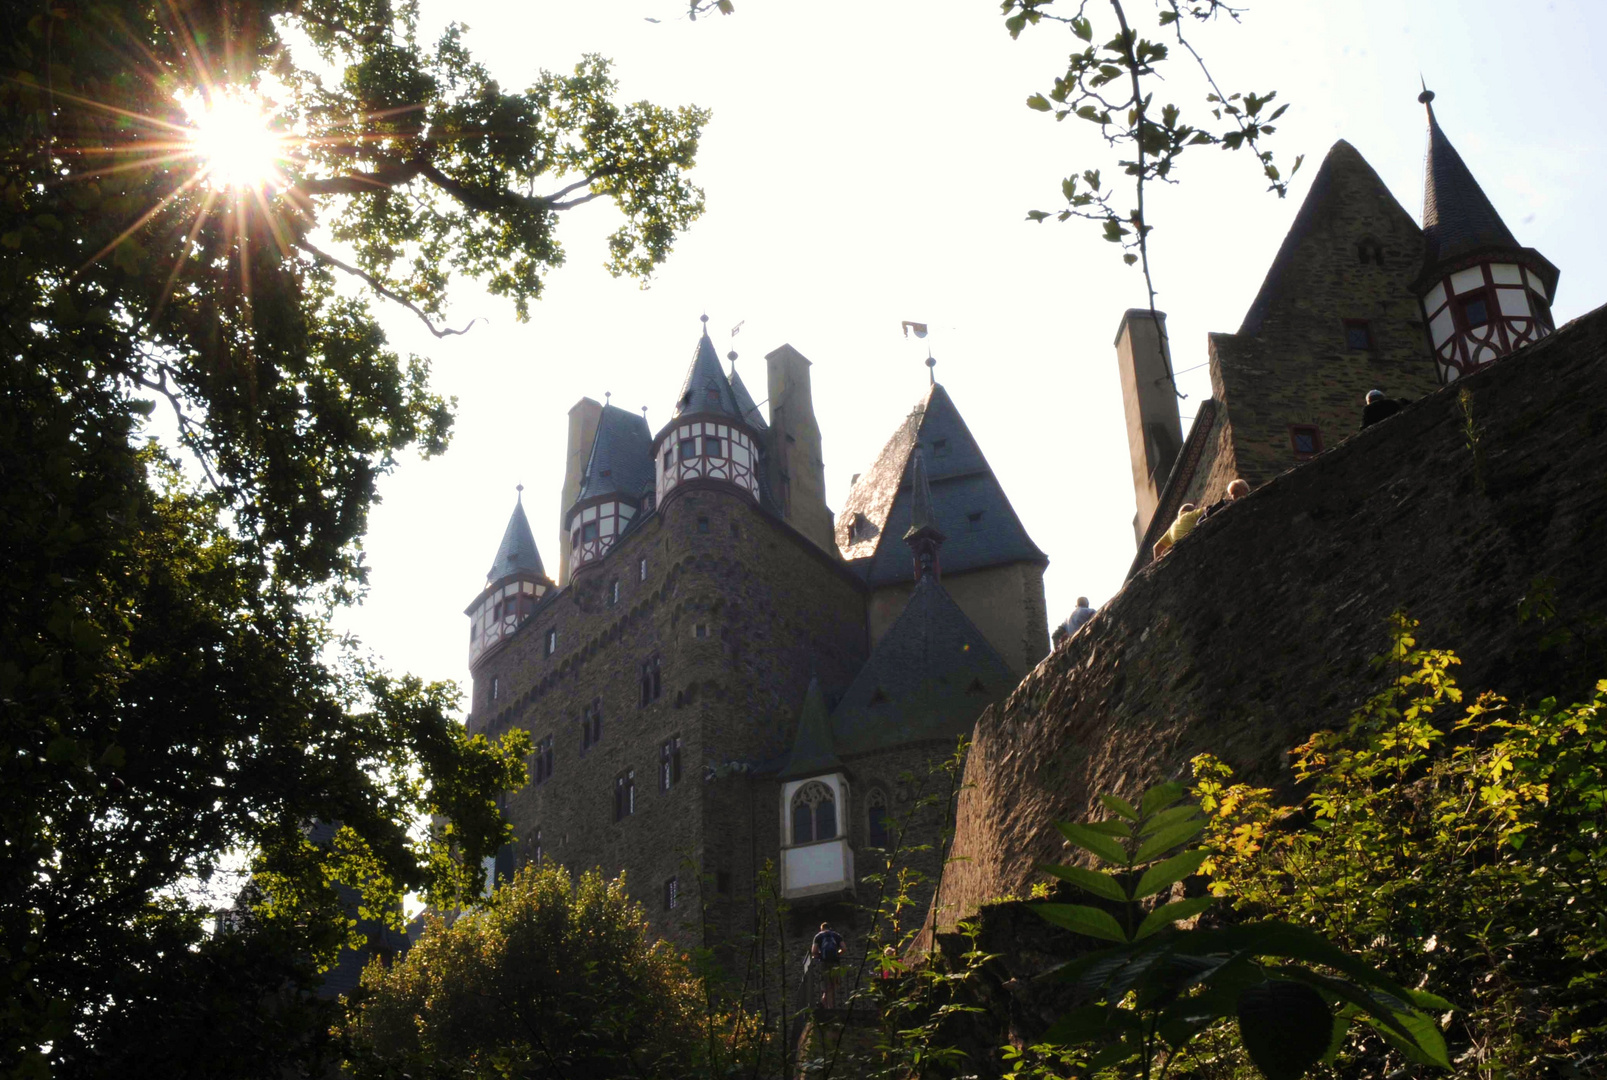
[557,396,603,586]
[764,344,835,554]
[1114,309,1183,546]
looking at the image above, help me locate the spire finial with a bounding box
[516,482,524,501]
[699,313,710,336]
[925,353,936,385]
[727,349,738,375]
[1418,76,1435,107]
[605,391,611,408]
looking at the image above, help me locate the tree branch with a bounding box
[294,238,482,339]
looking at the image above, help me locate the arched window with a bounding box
[791,781,837,845]
[866,789,890,849]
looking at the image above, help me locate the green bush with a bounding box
[1195,614,1607,1079]
[347,864,709,1080]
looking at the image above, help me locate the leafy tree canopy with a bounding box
[347,864,709,1080]
[1,1,707,1074]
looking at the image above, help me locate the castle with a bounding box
[457,90,1558,961]
[465,327,1048,951]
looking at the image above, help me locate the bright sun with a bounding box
[180,90,285,191]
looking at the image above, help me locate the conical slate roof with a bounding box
[673,330,745,421]
[575,404,655,505]
[487,494,544,582]
[779,678,842,780]
[830,575,1017,756]
[1420,99,1520,272]
[835,383,1044,585]
[729,364,769,430]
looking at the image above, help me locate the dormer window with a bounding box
[967,511,984,528]
[932,438,949,458]
[850,513,878,543]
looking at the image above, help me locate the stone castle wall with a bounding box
[469,484,869,946]
[937,303,1607,929]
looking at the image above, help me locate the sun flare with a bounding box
[180,90,285,192]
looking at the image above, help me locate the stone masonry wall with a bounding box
[937,303,1607,929]
[468,483,869,948]
[1212,140,1443,492]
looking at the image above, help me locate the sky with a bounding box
[330,0,1607,703]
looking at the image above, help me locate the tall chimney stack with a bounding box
[558,397,603,586]
[1114,309,1183,546]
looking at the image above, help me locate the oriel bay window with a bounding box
[790,781,837,845]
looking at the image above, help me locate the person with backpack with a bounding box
[810,922,845,1008]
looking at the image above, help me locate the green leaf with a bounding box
[1140,781,1187,816]
[1404,988,1456,1012]
[1134,895,1214,939]
[1026,93,1052,112]
[1133,849,1208,899]
[1133,817,1205,862]
[1388,1007,1452,1068]
[1040,862,1128,901]
[1056,821,1129,865]
[1035,903,1130,943]
[1043,1004,1141,1044]
[1137,802,1200,837]
[1098,794,1140,820]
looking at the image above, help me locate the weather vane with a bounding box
[902,320,935,384]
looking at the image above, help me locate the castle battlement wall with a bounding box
[937,301,1607,930]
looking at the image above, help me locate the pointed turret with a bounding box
[653,317,764,509]
[1413,88,1559,381]
[727,353,769,432]
[564,404,655,576]
[488,493,544,582]
[902,449,945,581]
[779,678,842,780]
[467,489,555,669]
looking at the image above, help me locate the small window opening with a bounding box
[1462,295,1490,329]
[867,789,890,849]
[680,437,697,460]
[614,769,635,820]
[490,676,500,702]
[545,628,558,657]
[694,623,708,640]
[716,870,731,895]
[967,510,983,527]
[697,516,710,534]
[730,522,739,539]
[532,827,543,865]
[706,435,724,458]
[639,557,648,582]
[533,735,554,784]
[1344,319,1372,351]
[1289,425,1322,459]
[640,656,662,706]
[663,449,673,470]
[932,439,949,457]
[581,521,599,543]
[660,735,682,792]
[664,876,679,910]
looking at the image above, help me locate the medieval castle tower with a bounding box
[1117,91,1559,567]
